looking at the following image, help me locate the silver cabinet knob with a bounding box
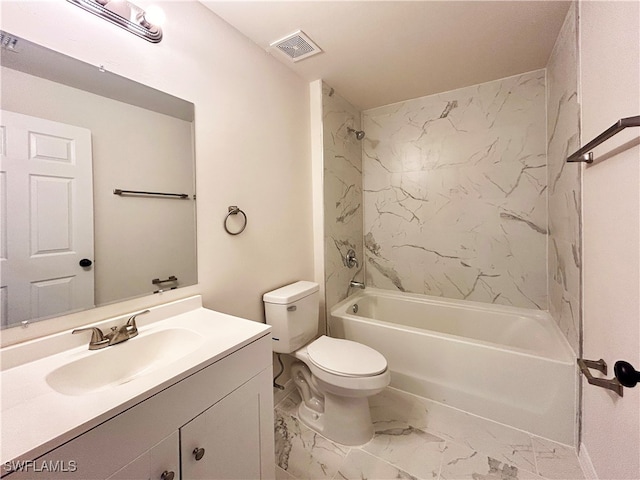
[160,471,175,480]
[193,447,205,461]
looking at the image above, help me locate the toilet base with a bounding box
[297,391,374,446]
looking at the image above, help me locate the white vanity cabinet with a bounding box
[4,334,275,480]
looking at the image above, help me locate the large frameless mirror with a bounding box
[0,31,197,329]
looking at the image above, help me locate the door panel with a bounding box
[30,175,73,255]
[29,131,76,163]
[30,276,75,320]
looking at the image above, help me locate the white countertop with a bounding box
[0,296,271,465]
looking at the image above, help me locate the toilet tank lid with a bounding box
[263,281,319,304]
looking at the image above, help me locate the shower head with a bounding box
[347,127,366,140]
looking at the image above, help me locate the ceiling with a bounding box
[201,1,571,110]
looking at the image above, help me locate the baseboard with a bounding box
[579,442,598,480]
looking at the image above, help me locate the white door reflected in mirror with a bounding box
[0,110,95,327]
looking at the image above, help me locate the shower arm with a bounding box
[347,127,366,140]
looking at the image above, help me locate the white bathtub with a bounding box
[329,288,576,444]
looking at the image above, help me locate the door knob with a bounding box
[193,447,205,461]
[79,258,93,267]
[614,361,640,388]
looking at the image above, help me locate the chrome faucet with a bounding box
[349,280,365,289]
[71,326,109,350]
[73,309,150,350]
[124,309,149,338]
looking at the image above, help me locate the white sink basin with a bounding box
[1,296,272,467]
[46,328,204,395]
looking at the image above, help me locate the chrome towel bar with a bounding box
[114,189,190,199]
[152,276,178,294]
[152,275,178,285]
[567,115,640,163]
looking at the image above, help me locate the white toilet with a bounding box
[264,280,390,446]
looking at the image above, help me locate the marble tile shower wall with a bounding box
[546,3,581,354]
[322,82,364,313]
[362,70,548,309]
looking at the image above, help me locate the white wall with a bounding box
[580,1,640,478]
[310,79,325,329]
[0,0,313,345]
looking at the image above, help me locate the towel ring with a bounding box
[224,206,247,235]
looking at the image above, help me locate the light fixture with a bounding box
[67,0,163,43]
[0,32,19,52]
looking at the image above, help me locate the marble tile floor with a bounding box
[274,387,585,480]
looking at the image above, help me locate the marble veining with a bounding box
[323,82,365,316]
[546,1,581,354]
[274,387,584,480]
[275,409,349,480]
[362,70,548,309]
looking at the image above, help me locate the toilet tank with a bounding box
[263,281,319,353]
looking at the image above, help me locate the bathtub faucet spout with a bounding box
[350,280,365,289]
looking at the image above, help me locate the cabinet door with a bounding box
[180,370,274,480]
[107,431,179,480]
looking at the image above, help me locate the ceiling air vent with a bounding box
[269,30,322,63]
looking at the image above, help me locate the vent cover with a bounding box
[269,30,321,62]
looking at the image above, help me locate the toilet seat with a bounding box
[306,335,387,377]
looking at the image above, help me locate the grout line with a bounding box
[435,440,446,480]
[531,434,541,477]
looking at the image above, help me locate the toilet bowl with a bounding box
[292,335,390,445]
[263,281,390,446]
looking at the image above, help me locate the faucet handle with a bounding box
[125,309,150,338]
[345,249,359,269]
[72,327,109,350]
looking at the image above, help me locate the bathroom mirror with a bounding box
[0,32,197,329]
